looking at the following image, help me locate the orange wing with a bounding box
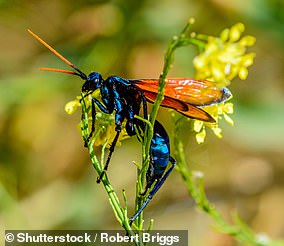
[134,78,231,107]
[143,91,215,123]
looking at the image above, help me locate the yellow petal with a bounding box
[239,35,256,46]
[193,55,206,69]
[238,66,248,80]
[194,120,203,132]
[196,128,206,144]
[224,102,234,114]
[212,66,225,81]
[220,28,229,41]
[206,39,219,53]
[224,113,234,126]
[65,100,80,114]
[211,127,222,138]
[229,23,245,42]
[242,53,256,67]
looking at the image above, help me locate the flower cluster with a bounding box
[193,102,234,144]
[193,23,256,87]
[192,23,256,143]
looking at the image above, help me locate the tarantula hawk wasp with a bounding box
[28,29,231,224]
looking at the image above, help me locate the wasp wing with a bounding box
[133,78,231,107]
[143,91,215,122]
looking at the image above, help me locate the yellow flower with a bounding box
[195,127,207,144]
[191,23,255,144]
[193,23,256,87]
[65,96,81,114]
[193,102,234,144]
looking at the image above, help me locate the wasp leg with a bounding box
[85,98,111,147]
[140,92,148,120]
[129,156,176,225]
[96,127,121,183]
[84,98,96,147]
[96,95,124,183]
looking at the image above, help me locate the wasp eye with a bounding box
[87,72,102,82]
[82,72,103,92]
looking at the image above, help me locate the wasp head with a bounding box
[82,72,103,93]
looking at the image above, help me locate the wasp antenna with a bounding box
[28,29,87,80]
[40,67,82,77]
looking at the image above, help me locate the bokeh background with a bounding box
[1,0,284,245]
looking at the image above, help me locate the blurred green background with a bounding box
[1,0,284,245]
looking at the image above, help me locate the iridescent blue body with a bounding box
[84,73,176,223]
[129,121,176,225]
[83,73,148,182]
[147,121,171,191]
[83,72,147,137]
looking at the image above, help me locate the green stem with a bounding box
[144,20,198,169]
[135,19,197,229]
[172,117,284,246]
